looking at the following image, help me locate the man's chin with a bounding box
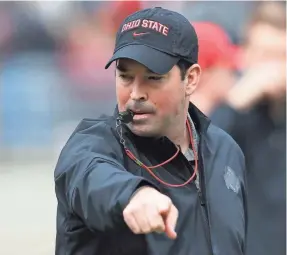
[127,123,158,138]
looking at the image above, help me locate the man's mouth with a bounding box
[132,112,152,121]
[131,110,151,114]
[134,112,149,115]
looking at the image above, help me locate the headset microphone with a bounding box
[117,110,134,124]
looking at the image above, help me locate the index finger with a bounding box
[164,205,178,239]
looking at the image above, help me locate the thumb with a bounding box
[163,205,178,239]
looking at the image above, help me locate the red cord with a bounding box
[125,120,198,188]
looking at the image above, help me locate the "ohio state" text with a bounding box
[121,19,169,36]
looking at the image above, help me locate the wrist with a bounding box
[130,185,155,201]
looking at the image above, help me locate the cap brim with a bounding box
[105,44,180,75]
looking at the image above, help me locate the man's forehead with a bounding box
[116,59,156,74]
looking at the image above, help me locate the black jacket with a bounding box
[54,104,247,255]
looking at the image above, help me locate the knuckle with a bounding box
[141,226,151,233]
[125,220,136,232]
[175,206,179,214]
[132,228,141,234]
[164,196,172,205]
[123,215,132,226]
[153,222,164,231]
[159,197,172,210]
[123,206,136,218]
[123,207,131,218]
[173,205,178,214]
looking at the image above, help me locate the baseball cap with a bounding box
[105,7,198,74]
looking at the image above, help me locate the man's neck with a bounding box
[165,100,192,153]
[174,126,190,154]
[166,115,190,154]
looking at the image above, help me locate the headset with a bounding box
[116,110,198,188]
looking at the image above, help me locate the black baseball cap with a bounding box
[105,7,198,74]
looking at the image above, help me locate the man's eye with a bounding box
[119,74,133,80]
[148,76,163,81]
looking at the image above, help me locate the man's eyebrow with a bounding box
[116,62,163,75]
[116,64,128,72]
[145,70,162,75]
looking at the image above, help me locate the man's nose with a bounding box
[130,81,148,101]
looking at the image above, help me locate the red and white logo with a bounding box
[121,19,169,36]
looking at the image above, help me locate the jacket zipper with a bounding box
[198,138,214,255]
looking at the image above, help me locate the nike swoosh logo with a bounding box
[133,32,150,37]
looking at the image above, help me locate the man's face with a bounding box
[115,59,188,137]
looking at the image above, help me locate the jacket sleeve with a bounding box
[54,119,156,232]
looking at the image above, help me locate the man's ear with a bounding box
[185,64,201,96]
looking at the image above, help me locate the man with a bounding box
[54,7,247,255]
[211,2,286,255]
